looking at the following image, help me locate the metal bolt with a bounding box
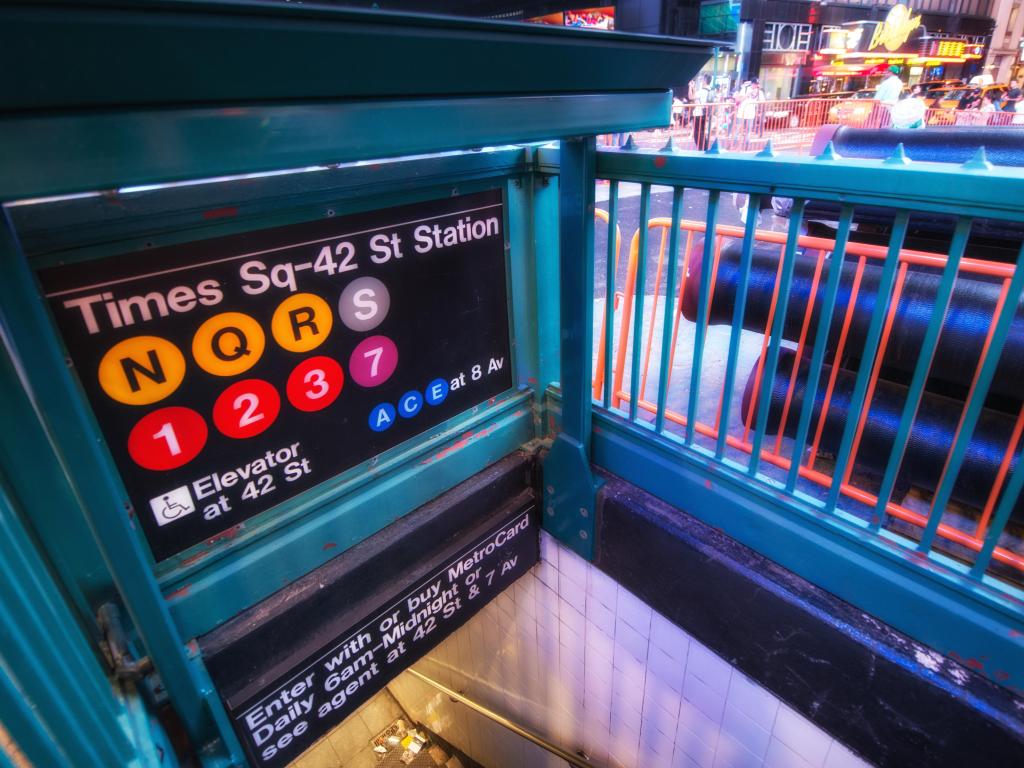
[579,530,589,540]
[579,507,589,518]
[547,506,555,516]
[547,485,555,494]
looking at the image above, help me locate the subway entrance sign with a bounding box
[38,190,512,560]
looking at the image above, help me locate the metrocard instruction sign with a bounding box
[38,190,512,560]
[218,504,537,768]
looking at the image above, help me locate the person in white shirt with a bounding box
[979,93,997,121]
[672,97,684,126]
[891,93,926,129]
[736,78,765,148]
[692,74,712,150]
[875,66,903,106]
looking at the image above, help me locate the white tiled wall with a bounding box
[388,531,873,768]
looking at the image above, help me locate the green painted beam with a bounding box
[0,212,245,763]
[585,147,1024,221]
[0,94,670,201]
[0,0,712,111]
[10,147,531,258]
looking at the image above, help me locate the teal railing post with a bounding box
[0,475,133,768]
[0,212,245,765]
[543,136,602,559]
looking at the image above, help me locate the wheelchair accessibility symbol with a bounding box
[150,486,196,527]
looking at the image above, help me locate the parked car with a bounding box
[828,86,912,124]
[937,84,1007,110]
[921,87,952,108]
[915,79,963,93]
[828,94,878,124]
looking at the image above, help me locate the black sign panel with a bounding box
[38,190,512,561]
[227,505,535,767]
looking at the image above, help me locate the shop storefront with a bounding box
[814,5,987,93]
[738,0,994,98]
[759,22,814,99]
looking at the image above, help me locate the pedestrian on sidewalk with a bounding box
[692,75,712,151]
[736,79,764,149]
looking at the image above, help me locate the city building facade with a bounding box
[988,0,1024,82]
[733,1,996,98]
[661,1,997,97]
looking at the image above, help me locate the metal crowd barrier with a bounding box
[614,98,1024,154]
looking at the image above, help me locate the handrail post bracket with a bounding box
[544,135,603,560]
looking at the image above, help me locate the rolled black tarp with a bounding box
[810,125,1024,167]
[803,126,1024,262]
[681,240,1024,404]
[741,347,1022,522]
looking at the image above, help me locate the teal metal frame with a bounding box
[7,0,1021,760]
[543,137,604,560]
[0,473,155,767]
[0,2,710,763]
[568,143,1024,695]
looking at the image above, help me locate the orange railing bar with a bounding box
[925,278,1013,529]
[664,230,696,395]
[844,261,909,485]
[978,403,1024,538]
[591,207,622,401]
[808,255,866,471]
[638,226,672,401]
[774,246,827,455]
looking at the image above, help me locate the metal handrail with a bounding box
[568,143,1024,696]
[596,215,1024,575]
[402,668,596,768]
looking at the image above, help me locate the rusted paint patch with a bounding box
[949,650,986,672]
[421,425,496,465]
[166,583,191,600]
[705,479,713,491]
[206,524,243,545]
[202,205,239,220]
[323,542,337,551]
[653,155,668,168]
[179,549,211,568]
[100,191,128,210]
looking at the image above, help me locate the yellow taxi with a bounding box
[930,84,1006,110]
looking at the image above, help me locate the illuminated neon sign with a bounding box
[869,4,922,52]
